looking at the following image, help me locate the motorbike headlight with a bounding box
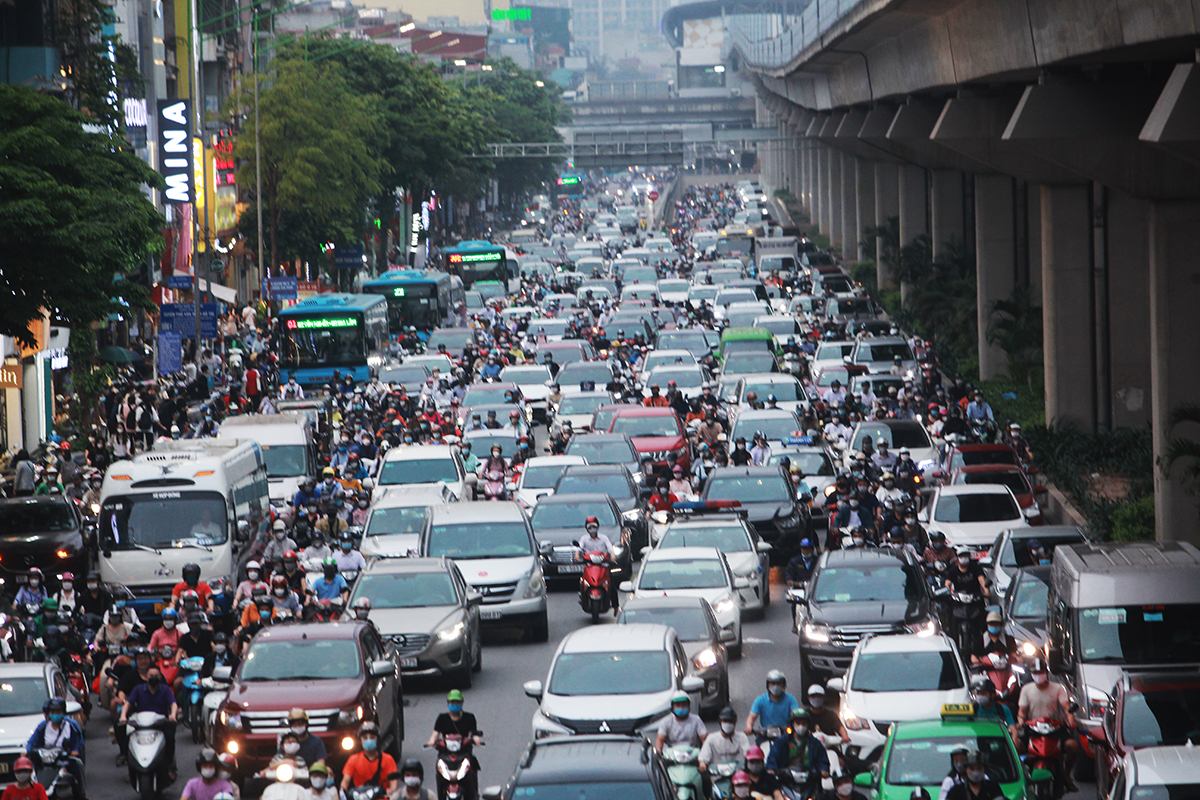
[524,569,545,598]
[907,620,938,637]
[693,648,718,669]
[437,621,465,642]
[220,710,242,730]
[337,706,364,726]
[803,622,831,643]
[1085,686,1110,719]
[1020,640,1038,658]
[623,509,643,522]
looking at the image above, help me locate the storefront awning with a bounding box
[197,279,237,303]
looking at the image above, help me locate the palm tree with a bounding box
[987,286,1043,389]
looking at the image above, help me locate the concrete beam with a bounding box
[885,99,985,173]
[976,174,1016,380]
[1140,62,1200,170]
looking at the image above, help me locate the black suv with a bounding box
[0,497,88,580]
[790,548,935,682]
[482,734,674,800]
[699,465,809,561]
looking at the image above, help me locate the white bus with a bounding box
[216,413,318,511]
[98,439,269,620]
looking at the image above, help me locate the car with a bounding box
[404,353,455,376]
[933,442,1024,478]
[512,455,587,508]
[553,464,647,552]
[212,621,401,771]
[536,340,595,366]
[728,408,803,449]
[810,340,857,375]
[618,596,730,715]
[827,633,971,761]
[720,350,779,378]
[733,373,808,413]
[499,365,554,421]
[0,497,88,579]
[0,662,82,783]
[419,502,548,641]
[654,515,771,618]
[792,548,937,682]
[1094,673,1200,797]
[657,279,690,305]
[1107,745,1200,800]
[849,336,918,376]
[723,301,774,329]
[949,465,1042,526]
[377,363,431,388]
[851,704,1033,800]
[375,444,470,501]
[753,315,804,339]
[654,329,717,358]
[844,420,938,470]
[699,466,808,560]
[360,484,457,559]
[347,558,481,685]
[920,484,1034,552]
[462,382,524,409]
[522,624,705,739]
[462,429,524,468]
[982,524,1086,596]
[766,445,837,503]
[556,360,618,391]
[619,546,746,658]
[607,406,691,472]
[529,493,631,583]
[1000,565,1052,659]
[424,328,475,358]
[645,365,710,401]
[482,734,675,800]
[825,295,877,323]
[564,433,643,483]
[547,391,614,436]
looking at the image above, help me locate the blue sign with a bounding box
[158,331,182,374]
[334,244,365,270]
[167,275,193,290]
[159,303,218,338]
[270,276,298,300]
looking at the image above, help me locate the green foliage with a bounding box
[889,235,977,377]
[773,189,796,204]
[978,379,1045,430]
[1110,495,1156,542]
[67,326,113,436]
[861,216,898,285]
[0,85,164,347]
[849,260,877,294]
[987,286,1043,390]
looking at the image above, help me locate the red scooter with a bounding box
[432,733,478,800]
[1023,718,1066,800]
[578,551,612,624]
[977,651,1021,711]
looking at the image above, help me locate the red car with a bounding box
[607,406,691,471]
[934,442,1023,478]
[950,464,1043,523]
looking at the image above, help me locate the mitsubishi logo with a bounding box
[598,721,610,732]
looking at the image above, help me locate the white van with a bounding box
[360,484,458,559]
[216,413,317,510]
[99,439,268,620]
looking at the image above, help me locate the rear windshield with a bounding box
[565,439,634,465]
[366,506,428,536]
[619,606,710,640]
[705,475,790,504]
[638,558,728,590]
[379,457,458,486]
[531,502,617,530]
[811,565,918,603]
[611,416,680,439]
[851,651,963,692]
[427,522,532,559]
[356,571,457,608]
[555,473,633,499]
[933,493,1020,523]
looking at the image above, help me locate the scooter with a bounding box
[34,747,84,796]
[1023,718,1067,800]
[482,470,507,501]
[125,710,173,800]
[432,733,478,800]
[199,668,233,748]
[975,652,1021,712]
[778,766,818,800]
[178,656,206,742]
[578,551,612,624]
[707,759,740,799]
[662,745,703,800]
[260,760,311,800]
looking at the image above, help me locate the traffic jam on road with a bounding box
[4,173,1200,800]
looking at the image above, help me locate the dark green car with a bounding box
[853,705,1049,800]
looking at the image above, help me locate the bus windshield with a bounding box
[260,445,307,478]
[100,490,228,550]
[280,314,366,369]
[376,282,440,330]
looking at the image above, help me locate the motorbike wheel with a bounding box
[590,605,600,624]
[138,774,157,800]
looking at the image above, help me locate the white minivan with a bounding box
[217,413,317,511]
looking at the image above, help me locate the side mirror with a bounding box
[1047,645,1064,674]
[640,546,653,558]
[212,665,232,682]
[1023,506,1042,521]
[826,677,844,693]
[917,510,929,523]
[786,586,806,604]
[369,659,394,678]
[756,541,772,553]
[523,680,544,700]
[65,701,82,716]
[466,591,483,605]
[853,773,874,788]
[619,581,634,593]
[538,541,554,555]
[681,675,704,693]
[1030,769,1054,785]
[978,555,993,567]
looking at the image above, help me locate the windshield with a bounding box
[852,424,931,451]
[732,415,800,442]
[502,368,551,386]
[689,286,720,302]
[240,638,362,680]
[1000,535,1081,568]
[815,343,854,361]
[885,736,1019,786]
[769,452,834,476]
[705,475,791,503]
[531,502,617,530]
[566,440,634,466]
[716,290,755,306]
[1009,573,1049,618]
[659,524,751,552]
[611,415,680,438]
[548,651,671,696]
[427,522,532,559]
[379,457,458,486]
[620,606,710,640]
[1078,604,1200,665]
[1121,684,1200,747]
[643,353,695,372]
[657,332,715,354]
[851,651,963,692]
[956,472,1030,495]
[280,314,366,368]
[100,491,228,550]
[462,385,511,405]
[651,369,704,389]
[829,298,871,315]
[728,353,776,373]
[933,493,1020,523]
[0,502,76,533]
[757,319,799,337]
[521,463,573,490]
[557,395,608,416]
[858,342,913,362]
[555,473,633,499]
[365,506,428,536]
[0,677,49,715]
[427,330,473,350]
[355,571,458,608]
[465,435,520,459]
[658,280,688,293]
[379,367,429,385]
[813,565,917,603]
[638,558,728,590]
[715,237,753,257]
[260,445,307,478]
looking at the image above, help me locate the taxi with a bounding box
[851,704,1050,800]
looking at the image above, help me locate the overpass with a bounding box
[481,128,784,169]
[731,0,1200,541]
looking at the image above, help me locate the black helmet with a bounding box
[401,759,423,779]
[359,721,380,737]
[213,632,229,644]
[43,697,67,714]
[182,563,201,584]
[196,748,219,769]
[718,707,737,723]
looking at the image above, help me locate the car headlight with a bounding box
[842,708,871,731]
[220,710,242,730]
[337,706,364,726]
[803,622,831,643]
[524,569,545,598]
[1085,686,1110,719]
[713,596,736,614]
[907,620,938,637]
[437,621,465,642]
[693,648,718,669]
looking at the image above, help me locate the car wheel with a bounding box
[527,611,549,643]
[729,631,743,660]
[471,632,482,673]
[453,658,473,689]
[1093,747,1109,800]
[762,573,771,607]
[389,712,403,760]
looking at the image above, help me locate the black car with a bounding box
[553,465,648,553]
[529,493,632,583]
[0,497,88,584]
[482,734,674,800]
[790,548,935,683]
[699,466,807,560]
[1002,565,1051,658]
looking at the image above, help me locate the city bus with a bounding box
[362,269,465,333]
[444,240,511,289]
[277,293,388,385]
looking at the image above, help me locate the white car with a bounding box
[523,624,704,739]
[827,633,971,759]
[361,484,458,559]
[810,340,856,375]
[657,279,690,305]
[619,546,748,658]
[729,408,803,450]
[513,455,586,508]
[0,663,82,785]
[548,391,614,436]
[849,336,918,377]
[646,365,710,401]
[734,373,808,413]
[920,484,1034,552]
[637,349,698,380]
[375,444,470,502]
[500,364,554,421]
[1110,746,1200,800]
[655,517,771,618]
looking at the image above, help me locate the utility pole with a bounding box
[254,6,265,294]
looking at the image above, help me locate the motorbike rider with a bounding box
[647,480,678,513]
[739,749,783,800]
[427,690,482,799]
[25,698,83,785]
[388,758,433,800]
[938,747,971,800]
[172,563,215,614]
[832,767,868,800]
[730,437,752,467]
[765,708,829,788]
[119,664,177,777]
[1016,659,1079,791]
[922,531,955,570]
[576,517,618,612]
[148,609,181,656]
[804,685,847,743]
[971,611,1017,666]
[268,574,302,618]
[970,676,1016,734]
[745,670,799,742]
[182,749,235,800]
[333,531,367,574]
[201,632,239,678]
[233,561,268,609]
[944,547,990,655]
[784,539,819,588]
[76,572,111,620]
[943,750,1002,800]
[655,692,707,754]
[285,708,327,767]
[263,520,299,563]
[310,558,350,605]
[2,756,46,800]
[698,706,748,775]
[340,722,396,792]
[16,568,48,609]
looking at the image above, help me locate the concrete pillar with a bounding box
[816,146,829,233]
[875,161,900,289]
[931,169,965,260]
[898,164,928,246]
[805,143,817,217]
[1041,185,1095,432]
[827,149,844,250]
[1105,190,1151,430]
[855,159,875,264]
[1027,187,1043,305]
[975,175,1016,380]
[1151,201,1200,543]
[840,153,857,259]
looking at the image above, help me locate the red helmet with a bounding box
[13,756,33,772]
[270,574,288,589]
[745,746,766,762]
[732,770,752,786]
[282,550,297,561]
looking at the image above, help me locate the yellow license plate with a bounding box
[153,602,166,614]
[0,762,11,773]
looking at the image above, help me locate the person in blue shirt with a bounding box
[460,441,479,475]
[291,478,318,514]
[766,708,830,786]
[310,558,349,604]
[26,697,85,785]
[970,675,1016,734]
[744,670,800,742]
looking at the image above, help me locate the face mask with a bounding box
[836,784,853,797]
[447,703,463,714]
[358,502,368,509]
[746,762,764,775]
[810,697,825,709]
[30,580,40,589]
[852,538,865,547]
[215,645,227,655]
[247,571,260,581]
[905,517,915,525]
[16,772,32,785]
[310,777,326,790]
[673,707,688,718]
[1034,673,1049,686]
[291,725,307,737]
[768,684,783,697]
[200,767,216,779]
[88,582,99,591]
[849,500,859,508]
[275,532,286,541]
[967,770,985,783]
[163,619,177,630]
[62,582,73,591]
[274,588,286,597]
[720,722,735,735]
[148,676,162,688]
[734,787,751,799]
[341,542,352,551]
[283,742,300,755]
[404,777,421,788]
[362,738,377,751]
[987,626,1002,635]
[794,725,808,738]
[48,713,64,724]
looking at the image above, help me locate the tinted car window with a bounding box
[0,502,76,532]
[851,651,963,692]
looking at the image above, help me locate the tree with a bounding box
[987,285,1043,389]
[228,58,384,272]
[1165,405,1200,521]
[0,85,164,348]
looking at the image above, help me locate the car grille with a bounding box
[0,750,21,782]
[550,548,577,564]
[830,624,897,648]
[241,708,339,734]
[563,715,654,735]
[646,450,673,461]
[469,581,519,604]
[386,633,431,656]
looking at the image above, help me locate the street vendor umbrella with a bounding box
[97,346,139,364]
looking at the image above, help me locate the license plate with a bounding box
[153,602,166,614]
[400,658,417,668]
[0,762,10,774]
[557,564,584,574]
[481,610,502,620]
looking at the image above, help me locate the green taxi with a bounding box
[852,705,1049,800]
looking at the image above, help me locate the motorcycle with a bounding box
[578,551,612,624]
[707,759,740,799]
[261,760,311,800]
[199,666,234,748]
[1023,718,1066,800]
[432,733,479,800]
[975,651,1021,711]
[662,745,703,800]
[34,747,84,796]
[778,766,819,800]
[178,656,206,742]
[945,590,986,659]
[61,652,91,721]
[482,470,507,501]
[125,710,173,800]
